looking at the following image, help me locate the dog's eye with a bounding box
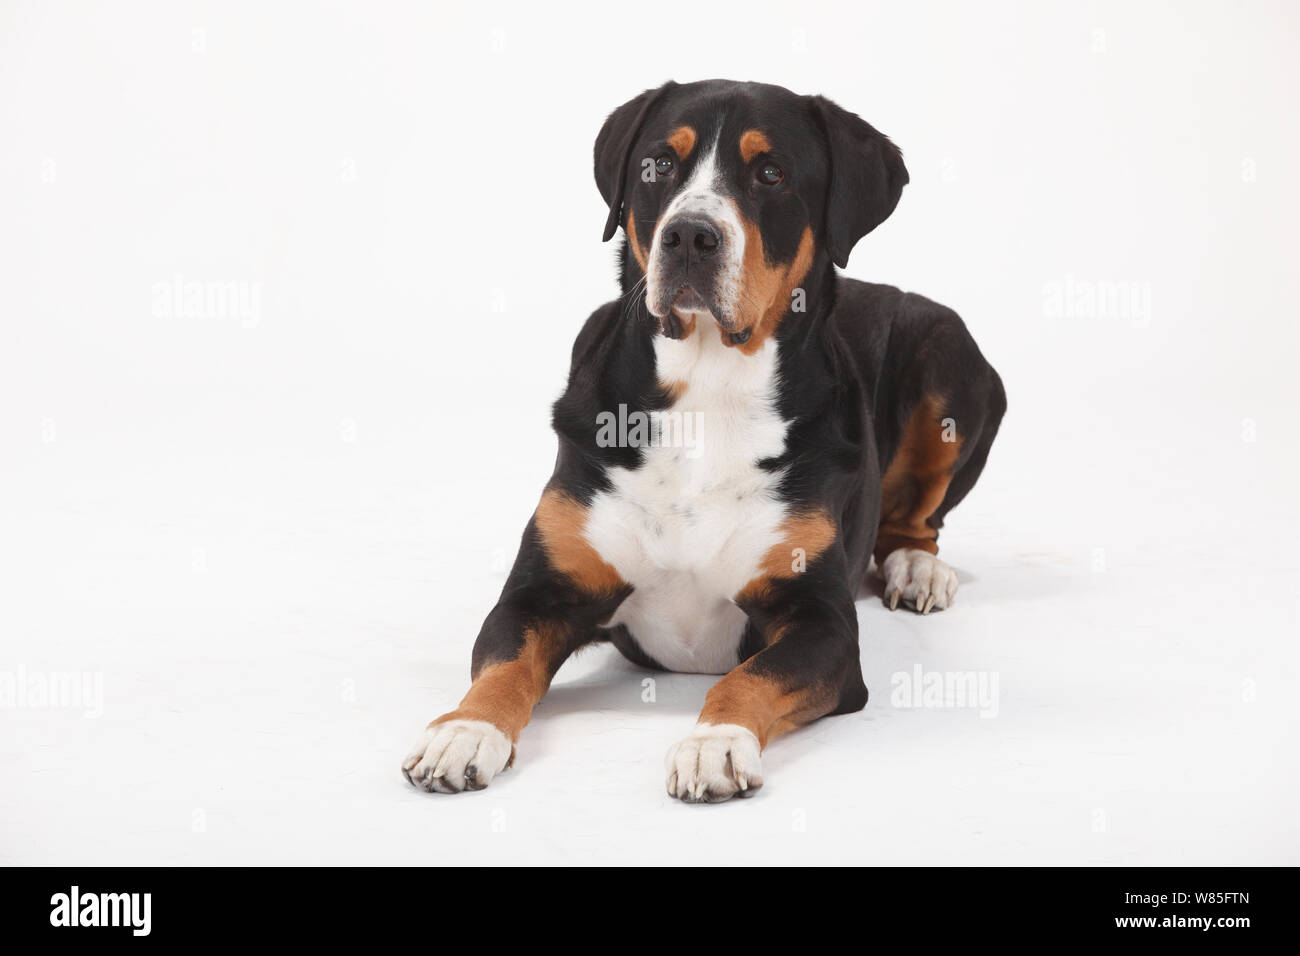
[655,155,675,177]
[756,162,784,186]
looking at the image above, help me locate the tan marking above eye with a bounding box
[667,125,696,159]
[739,129,772,164]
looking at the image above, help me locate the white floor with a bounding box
[2,403,1297,865]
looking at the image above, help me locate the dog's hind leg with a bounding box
[874,373,1005,613]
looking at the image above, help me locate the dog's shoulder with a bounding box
[565,298,625,377]
[833,277,963,342]
[551,299,661,474]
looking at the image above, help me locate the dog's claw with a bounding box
[402,719,513,794]
[666,724,763,804]
[881,549,958,615]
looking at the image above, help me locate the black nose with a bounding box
[660,217,722,257]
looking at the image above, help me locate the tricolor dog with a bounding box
[403,80,1005,802]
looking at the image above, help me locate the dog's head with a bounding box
[594,79,908,348]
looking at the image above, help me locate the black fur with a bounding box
[470,80,1003,743]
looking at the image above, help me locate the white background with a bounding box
[2,0,1297,865]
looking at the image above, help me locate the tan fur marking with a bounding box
[738,129,772,164]
[660,378,687,403]
[726,224,815,354]
[668,125,697,160]
[431,623,568,744]
[535,488,626,595]
[743,128,769,164]
[736,508,836,605]
[698,658,837,748]
[625,209,648,271]
[874,396,963,564]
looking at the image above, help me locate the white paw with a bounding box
[666,723,763,803]
[881,548,958,614]
[401,718,513,794]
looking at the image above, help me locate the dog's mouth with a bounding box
[648,281,709,319]
[646,278,751,345]
[650,283,742,328]
[670,286,710,315]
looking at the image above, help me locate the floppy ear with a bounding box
[594,82,676,242]
[809,95,909,268]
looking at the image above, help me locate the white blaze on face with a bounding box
[645,134,746,325]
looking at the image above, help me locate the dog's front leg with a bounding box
[403,487,628,793]
[666,555,867,803]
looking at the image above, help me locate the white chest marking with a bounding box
[584,326,791,673]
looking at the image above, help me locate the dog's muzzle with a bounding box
[647,214,728,323]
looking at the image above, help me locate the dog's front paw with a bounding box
[666,723,763,803]
[881,548,958,614]
[402,718,513,794]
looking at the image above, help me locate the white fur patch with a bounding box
[402,718,512,794]
[645,135,746,324]
[666,722,763,802]
[585,329,789,673]
[880,548,958,614]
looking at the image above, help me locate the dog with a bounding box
[403,79,1006,802]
